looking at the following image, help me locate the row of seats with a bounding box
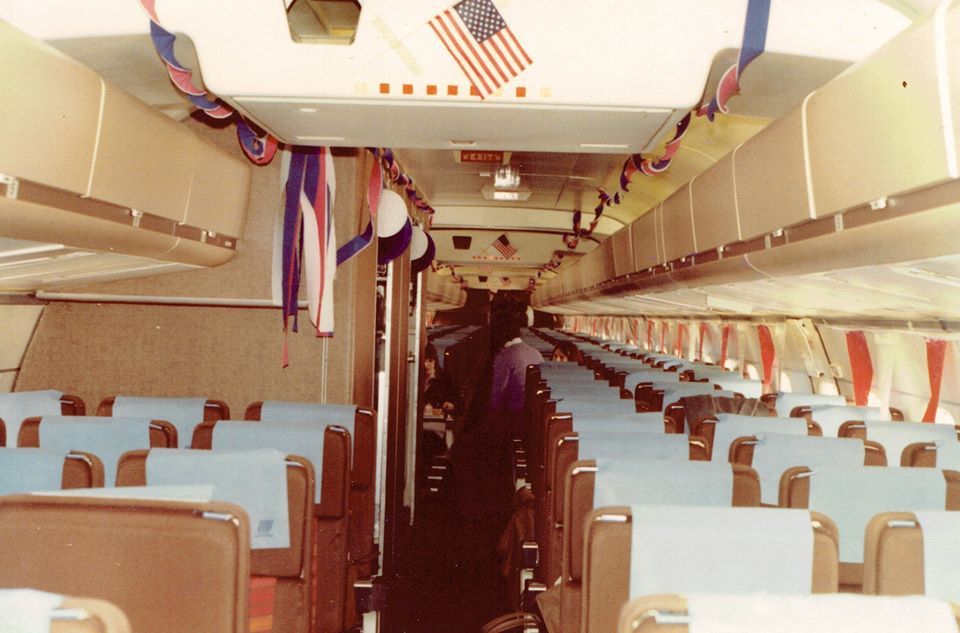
[0,394,377,633]
[520,329,960,633]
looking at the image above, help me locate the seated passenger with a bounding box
[423,343,459,418]
[550,341,582,363]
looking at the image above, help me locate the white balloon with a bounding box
[378,190,409,237]
[410,225,429,259]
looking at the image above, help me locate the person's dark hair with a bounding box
[424,342,438,361]
[552,340,582,362]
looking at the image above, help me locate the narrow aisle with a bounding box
[394,345,513,633]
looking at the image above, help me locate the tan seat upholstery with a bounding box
[617,593,960,633]
[97,396,230,421]
[563,465,763,633]
[582,508,838,633]
[18,417,177,450]
[191,422,351,633]
[117,448,316,633]
[782,467,960,588]
[244,402,377,578]
[0,494,250,633]
[536,432,707,584]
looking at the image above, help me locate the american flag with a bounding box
[491,233,518,259]
[429,0,532,99]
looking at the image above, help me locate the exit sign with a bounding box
[460,150,504,163]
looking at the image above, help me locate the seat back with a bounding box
[0,590,132,633]
[0,494,249,633]
[538,431,704,584]
[803,405,890,436]
[0,447,103,491]
[192,421,351,633]
[245,402,377,568]
[783,466,960,587]
[840,420,960,466]
[768,393,846,417]
[617,593,960,633]
[117,449,315,633]
[0,390,85,445]
[19,417,176,486]
[561,462,761,633]
[98,396,229,448]
[695,413,817,461]
[864,510,960,601]
[730,433,883,504]
[903,441,960,468]
[582,507,838,633]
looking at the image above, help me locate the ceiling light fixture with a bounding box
[494,166,521,189]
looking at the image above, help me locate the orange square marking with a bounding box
[515,86,526,98]
[379,83,390,94]
[470,86,480,96]
[427,85,437,96]
[447,85,458,96]
[402,84,413,95]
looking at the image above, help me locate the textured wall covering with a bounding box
[18,120,378,412]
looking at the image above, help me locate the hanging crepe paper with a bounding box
[845,331,874,407]
[646,320,654,351]
[698,322,707,361]
[720,324,731,369]
[337,156,382,265]
[922,339,948,423]
[757,324,776,391]
[277,147,336,366]
[140,2,280,165]
[564,0,770,247]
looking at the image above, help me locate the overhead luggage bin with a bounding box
[0,20,251,274]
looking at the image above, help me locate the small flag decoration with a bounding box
[429,0,532,100]
[491,233,518,259]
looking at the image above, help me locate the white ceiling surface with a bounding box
[0,0,945,299]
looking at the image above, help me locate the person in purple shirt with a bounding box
[488,310,543,437]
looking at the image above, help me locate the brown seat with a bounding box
[0,447,103,490]
[536,431,707,584]
[839,420,960,466]
[561,463,762,633]
[693,415,822,460]
[0,494,250,633]
[117,448,318,633]
[782,466,960,588]
[617,593,960,633]
[53,596,131,633]
[0,392,86,446]
[582,507,838,633]
[192,421,351,633]
[245,402,377,581]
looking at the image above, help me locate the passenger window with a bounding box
[779,372,792,392]
[867,391,883,408]
[818,379,840,395]
[745,364,760,381]
[935,407,956,424]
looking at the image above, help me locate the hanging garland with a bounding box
[562,0,771,247]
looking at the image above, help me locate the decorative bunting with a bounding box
[923,339,948,423]
[845,331,874,407]
[369,148,435,215]
[336,157,382,265]
[720,324,731,369]
[757,324,776,392]
[562,0,771,247]
[277,147,336,366]
[140,3,280,166]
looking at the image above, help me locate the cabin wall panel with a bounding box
[16,123,378,410]
[0,305,44,393]
[690,152,741,248]
[0,22,101,194]
[734,106,812,238]
[660,185,696,262]
[631,210,659,270]
[807,6,957,215]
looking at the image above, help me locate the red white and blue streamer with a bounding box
[139,0,279,165]
[565,0,771,247]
